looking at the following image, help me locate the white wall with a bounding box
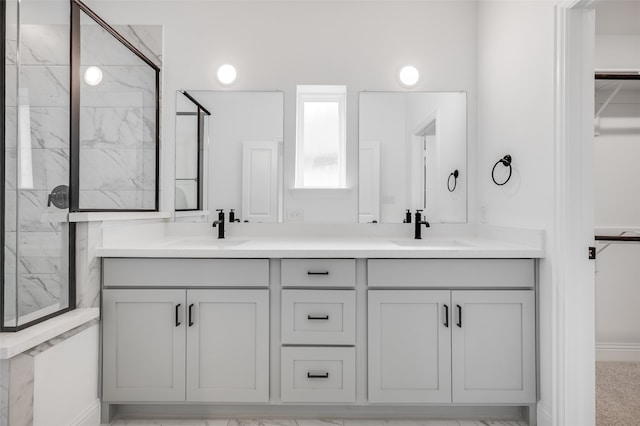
[33,325,100,426]
[476,1,556,423]
[188,91,284,219]
[85,0,478,223]
[593,0,640,360]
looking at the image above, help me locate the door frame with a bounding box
[548,1,596,425]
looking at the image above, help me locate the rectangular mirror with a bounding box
[178,91,284,222]
[359,92,467,224]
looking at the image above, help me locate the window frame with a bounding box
[295,85,347,189]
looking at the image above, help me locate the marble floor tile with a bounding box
[109,420,527,426]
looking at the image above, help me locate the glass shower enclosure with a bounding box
[2,0,160,331]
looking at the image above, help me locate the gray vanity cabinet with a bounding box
[367,259,536,405]
[101,258,270,404]
[451,290,535,404]
[368,290,452,403]
[102,289,186,402]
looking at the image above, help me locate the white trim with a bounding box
[596,344,640,362]
[553,3,596,426]
[70,398,101,426]
[68,211,171,222]
[537,401,553,426]
[0,308,99,359]
[288,187,353,199]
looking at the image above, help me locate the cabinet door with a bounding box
[368,290,451,403]
[451,290,535,404]
[102,289,186,402]
[186,289,269,402]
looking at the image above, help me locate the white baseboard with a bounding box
[71,398,101,426]
[537,401,552,426]
[596,343,640,362]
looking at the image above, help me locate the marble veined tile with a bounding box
[17,273,64,317]
[20,24,70,66]
[79,189,155,211]
[108,420,527,426]
[114,25,163,67]
[110,420,229,426]
[343,421,527,426]
[80,107,156,149]
[29,107,70,149]
[26,148,70,192]
[20,65,70,107]
[80,65,156,108]
[79,148,148,192]
[81,24,157,68]
[19,190,65,232]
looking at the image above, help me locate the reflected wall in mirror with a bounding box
[359,92,467,224]
[183,91,284,222]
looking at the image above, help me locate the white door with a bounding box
[368,290,452,403]
[242,141,280,222]
[102,289,186,402]
[186,289,269,402]
[451,290,536,404]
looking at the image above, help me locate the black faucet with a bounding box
[229,209,240,223]
[212,209,225,239]
[414,209,430,239]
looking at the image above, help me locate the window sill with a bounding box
[68,211,171,223]
[288,187,353,199]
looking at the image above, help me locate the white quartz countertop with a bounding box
[96,236,544,259]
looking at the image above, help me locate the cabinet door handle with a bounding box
[307,271,329,275]
[456,304,462,328]
[307,372,329,379]
[307,314,330,320]
[443,304,449,328]
[188,303,194,327]
[175,304,181,327]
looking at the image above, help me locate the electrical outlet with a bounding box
[286,208,304,222]
[381,195,396,205]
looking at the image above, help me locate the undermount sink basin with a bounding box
[391,238,474,248]
[164,238,248,248]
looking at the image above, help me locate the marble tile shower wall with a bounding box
[3,21,71,324]
[3,23,162,324]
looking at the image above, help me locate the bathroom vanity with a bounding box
[97,226,542,424]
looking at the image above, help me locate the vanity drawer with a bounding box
[281,290,355,345]
[367,259,534,288]
[280,347,355,403]
[103,258,269,288]
[281,259,356,288]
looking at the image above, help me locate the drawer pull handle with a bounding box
[307,372,329,379]
[456,304,462,328]
[443,304,449,328]
[188,303,194,327]
[307,314,330,320]
[175,304,181,327]
[307,271,329,275]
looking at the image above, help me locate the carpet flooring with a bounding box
[596,361,640,425]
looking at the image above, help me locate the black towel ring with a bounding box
[447,170,459,192]
[491,155,512,186]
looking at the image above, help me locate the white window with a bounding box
[295,85,347,188]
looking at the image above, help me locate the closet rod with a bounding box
[596,72,640,80]
[595,235,640,242]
